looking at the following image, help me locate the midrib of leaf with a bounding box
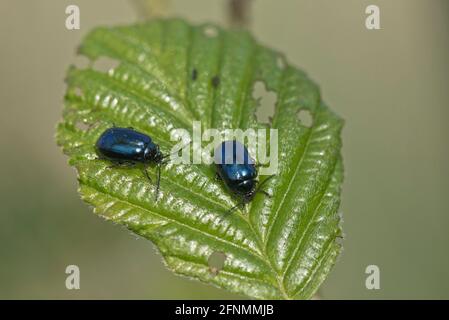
[204,31,293,299]
[155,24,287,294]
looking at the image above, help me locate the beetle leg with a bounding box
[107,161,136,169]
[95,155,107,161]
[142,165,153,183]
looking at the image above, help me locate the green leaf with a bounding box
[56,19,344,300]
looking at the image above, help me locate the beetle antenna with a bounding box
[161,141,192,162]
[143,165,152,183]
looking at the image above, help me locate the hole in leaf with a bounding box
[75,119,91,132]
[253,81,277,124]
[72,55,90,69]
[208,251,226,276]
[92,57,120,73]
[336,235,344,246]
[335,229,345,246]
[276,55,286,70]
[203,25,218,38]
[297,109,313,127]
[73,87,83,98]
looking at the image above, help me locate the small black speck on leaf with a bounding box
[191,68,198,81]
[211,75,220,88]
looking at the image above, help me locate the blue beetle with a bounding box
[95,127,164,200]
[214,140,272,211]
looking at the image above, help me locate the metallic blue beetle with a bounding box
[96,127,164,199]
[214,140,272,210]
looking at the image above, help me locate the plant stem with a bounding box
[131,0,170,20]
[227,0,252,28]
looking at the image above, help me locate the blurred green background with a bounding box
[1,0,448,299]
